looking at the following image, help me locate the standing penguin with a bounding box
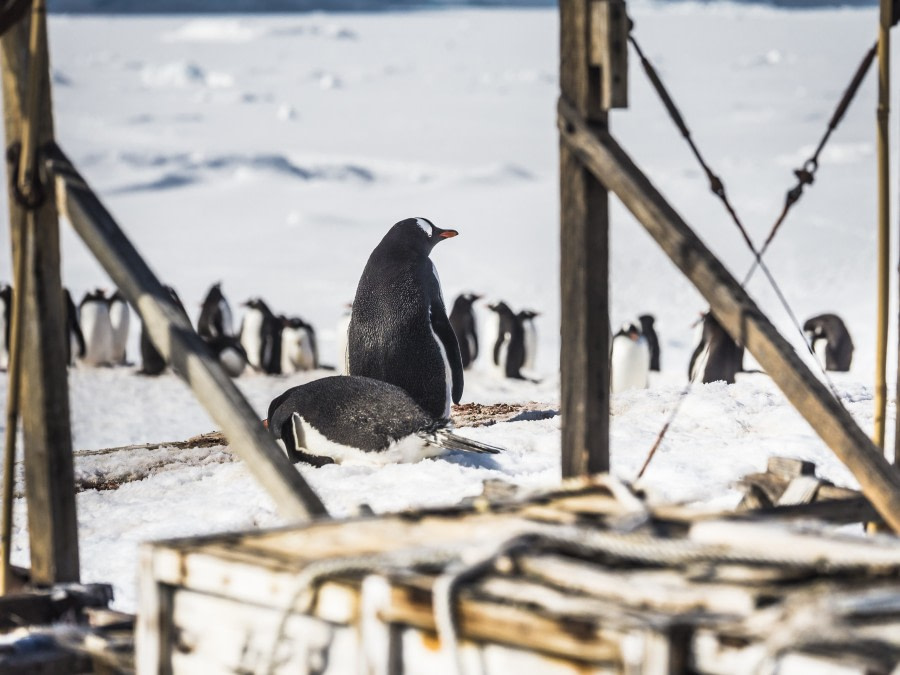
[336,304,352,375]
[449,293,481,370]
[803,313,853,372]
[239,297,282,374]
[267,376,500,466]
[518,309,540,372]
[197,282,234,341]
[280,316,318,373]
[64,288,85,367]
[638,314,660,372]
[488,301,526,379]
[0,284,10,371]
[79,289,114,366]
[689,312,742,384]
[611,322,650,393]
[348,217,463,419]
[140,285,188,376]
[108,290,130,365]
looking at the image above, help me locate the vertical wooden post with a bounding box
[0,6,79,583]
[875,0,890,452]
[559,0,627,477]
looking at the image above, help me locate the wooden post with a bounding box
[0,2,79,584]
[46,147,328,522]
[558,101,900,532]
[874,0,890,451]
[559,0,627,478]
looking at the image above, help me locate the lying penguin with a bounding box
[267,375,501,467]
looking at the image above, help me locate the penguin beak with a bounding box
[438,229,458,239]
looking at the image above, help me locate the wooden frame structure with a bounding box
[558,0,900,531]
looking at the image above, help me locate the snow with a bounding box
[0,3,893,611]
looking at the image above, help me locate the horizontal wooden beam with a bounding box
[557,97,900,533]
[44,145,328,523]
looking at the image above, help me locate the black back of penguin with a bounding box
[348,217,463,419]
[64,288,85,365]
[638,314,660,371]
[803,313,853,371]
[449,293,480,369]
[489,301,526,379]
[689,312,742,384]
[198,282,233,340]
[140,285,188,375]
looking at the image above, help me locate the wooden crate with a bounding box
[137,477,900,674]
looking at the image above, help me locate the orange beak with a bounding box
[262,418,269,429]
[439,229,459,239]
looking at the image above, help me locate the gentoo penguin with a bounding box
[197,282,234,341]
[803,313,853,372]
[689,312,742,384]
[267,375,500,466]
[518,309,539,372]
[638,314,660,372]
[449,293,481,370]
[206,334,248,378]
[348,217,463,419]
[140,285,188,376]
[336,304,352,374]
[239,297,282,374]
[610,322,650,393]
[280,316,318,373]
[108,290,130,365]
[64,288,85,367]
[0,284,10,371]
[79,289,114,366]
[488,301,526,379]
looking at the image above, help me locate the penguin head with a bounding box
[455,292,482,309]
[518,309,539,320]
[242,297,273,316]
[383,217,458,255]
[616,322,641,341]
[487,301,514,318]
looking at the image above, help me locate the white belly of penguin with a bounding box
[240,310,265,369]
[611,337,650,392]
[523,320,537,371]
[813,337,828,370]
[108,301,130,364]
[80,303,113,366]
[429,308,452,418]
[292,414,442,465]
[690,342,711,384]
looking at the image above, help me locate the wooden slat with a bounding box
[557,98,900,533]
[45,147,328,523]
[589,0,628,109]
[0,2,79,584]
[560,0,611,477]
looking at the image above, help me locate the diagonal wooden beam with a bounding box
[558,97,900,532]
[45,145,328,523]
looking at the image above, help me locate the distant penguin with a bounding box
[348,217,463,419]
[64,288,85,367]
[449,293,481,370]
[206,334,248,378]
[267,376,500,467]
[638,314,660,372]
[611,322,650,393]
[689,312,742,384]
[336,305,352,375]
[240,298,282,374]
[280,316,318,373]
[0,284,10,371]
[198,282,234,341]
[79,289,114,366]
[108,290,130,365]
[488,301,526,379]
[140,285,188,376]
[518,309,539,372]
[803,313,853,372]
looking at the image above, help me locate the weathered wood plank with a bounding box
[45,146,327,523]
[0,0,79,584]
[557,98,900,533]
[589,0,628,110]
[560,0,611,477]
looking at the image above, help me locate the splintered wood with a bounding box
[140,473,900,674]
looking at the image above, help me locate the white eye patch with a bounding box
[416,217,433,237]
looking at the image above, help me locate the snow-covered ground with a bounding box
[0,3,893,610]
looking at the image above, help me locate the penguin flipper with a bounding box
[420,429,502,455]
[431,307,464,403]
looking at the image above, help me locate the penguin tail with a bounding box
[420,428,502,455]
